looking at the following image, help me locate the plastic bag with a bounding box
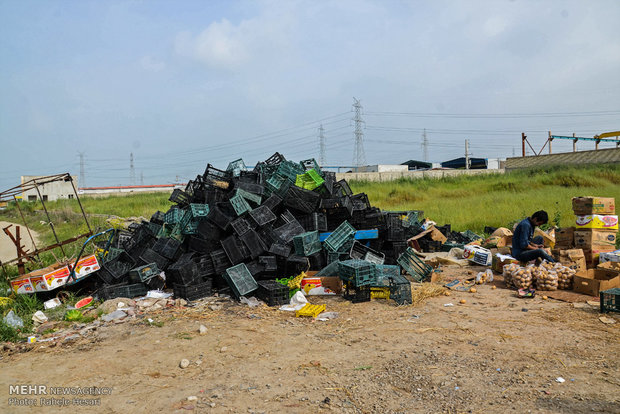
[240,296,262,307]
[475,269,494,284]
[3,310,24,328]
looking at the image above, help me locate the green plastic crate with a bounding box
[338,259,377,287]
[223,263,258,298]
[189,203,210,219]
[324,221,356,253]
[293,231,322,256]
[236,188,262,205]
[276,160,305,182]
[295,169,325,190]
[230,194,252,216]
[397,247,433,282]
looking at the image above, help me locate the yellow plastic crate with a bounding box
[295,303,326,318]
[370,287,390,300]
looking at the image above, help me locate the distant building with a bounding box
[21,175,78,202]
[354,164,409,173]
[440,157,488,169]
[401,160,432,171]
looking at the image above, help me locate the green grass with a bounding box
[350,164,620,233]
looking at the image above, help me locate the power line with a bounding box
[365,110,620,119]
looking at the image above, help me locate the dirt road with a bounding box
[1,271,619,414]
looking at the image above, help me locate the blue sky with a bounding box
[1,0,619,188]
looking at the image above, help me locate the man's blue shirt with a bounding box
[512,218,533,258]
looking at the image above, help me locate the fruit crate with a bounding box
[293,231,322,256]
[300,158,321,173]
[261,194,282,212]
[385,214,406,242]
[223,263,259,298]
[203,164,231,189]
[226,158,247,176]
[249,205,277,227]
[167,259,200,286]
[269,242,291,257]
[189,203,210,219]
[207,203,235,230]
[309,250,326,270]
[210,249,232,274]
[349,240,386,265]
[266,174,291,197]
[338,259,377,287]
[276,160,305,182]
[256,280,289,306]
[322,171,336,194]
[164,207,183,225]
[295,169,324,190]
[98,251,136,284]
[600,288,620,313]
[320,198,342,209]
[295,303,326,317]
[351,193,371,211]
[99,283,148,300]
[397,247,433,282]
[230,194,252,216]
[236,188,262,205]
[102,247,123,264]
[389,274,412,305]
[259,255,277,272]
[284,186,320,214]
[374,264,401,287]
[194,254,216,276]
[335,179,353,196]
[239,229,267,259]
[235,181,265,196]
[139,248,169,270]
[129,263,161,283]
[343,284,371,303]
[264,151,286,165]
[231,217,253,236]
[152,237,183,260]
[197,220,222,241]
[297,212,327,232]
[274,220,305,244]
[173,280,212,301]
[221,235,249,265]
[324,221,356,252]
[150,210,165,224]
[169,188,190,205]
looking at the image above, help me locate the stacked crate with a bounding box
[572,197,617,266]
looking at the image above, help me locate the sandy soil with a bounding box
[1,268,619,414]
[0,221,39,264]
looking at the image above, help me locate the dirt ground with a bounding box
[1,267,619,414]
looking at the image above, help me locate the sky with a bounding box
[1,0,619,189]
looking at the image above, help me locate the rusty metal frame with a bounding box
[0,173,93,275]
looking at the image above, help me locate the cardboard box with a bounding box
[492,253,519,273]
[463,245,492,266]
[575,215,618,230]
[534,228,555,248]
[555,249,587,273]
[599,252,620,263]
[555,227,575,248]
[301,276,342,295]
[572,196,615,215]
[573,268,620,296]
[598,261,620,274]
[484,235,512,248]
[583,247,616,264]
[574,229,617,250]
[491,227,513,238]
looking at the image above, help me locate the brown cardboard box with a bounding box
[491,227,513,238]
[492,254,519,273]
[534,228,555,248]
[555,227,575,248]
[572,196,615,215]
[573,268,620,296]
[574,229,617,250]
[598,261,620,273]
[555,249,587,273]
[583,247,616,264]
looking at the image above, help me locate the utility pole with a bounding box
[465,139,471,170]
[78,152,85,188]
[140,172,144,186]
[512,147,516,157]
[130,153,135,185]
[319,124,326,167]
[422,128,428,162]
[352,97,366,170]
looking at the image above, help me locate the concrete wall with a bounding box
[79,184,184,197]
[505,148,620,170]
[335,168,505,182]
[21,175,78,202]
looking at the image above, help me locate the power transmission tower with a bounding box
[140,172,144,185]
[465,139,471,170]
[130,153,136,185]
[422,128,428,162]
[352,97,366,169]
[78,152,85,188]
[318,124,326,167]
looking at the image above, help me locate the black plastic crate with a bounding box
[221,235,249,264]
[238,171,262,184]
[169,188,190,205]
[186,235,212,253]
[231,217,253,236]
[349,240,385,264]
[150,211,165,225]
[308,250,326,270]
[239,229,267,259]
[600,288,620,313]
[235,181,265,196]
[335,179,353,196]
[99,282,148,300]
[283,255,310,275]
[139,248,169,270]
[264,152,286,165]
[389,274,412,305]
[351,193,371,211]
[262,194,282,212]
[284,186,320,214]
[322,171,336,194]
[167,259,200,286]
[296,212,328,232]
[129,263,161,283]
[98,251,136,284]
[152,237,183,260]
[273,220,305,244]
[258,255,277,272]
[210,249,232,274]
[343,284,371,303]
[256,280,289,306]
[196,220,222,241]
[173,280,212,301]
[207,202,235,230]
[203,163,231,189]
[249,205,277,227]
[194,254,216,276]
[269,242,291,257]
